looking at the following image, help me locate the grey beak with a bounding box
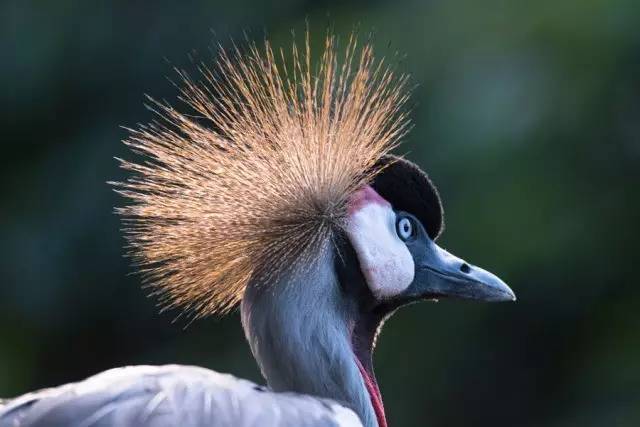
[406,240,515,302]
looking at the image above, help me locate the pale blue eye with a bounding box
[396,217,413,241]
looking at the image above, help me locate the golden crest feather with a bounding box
[112,33,411,316]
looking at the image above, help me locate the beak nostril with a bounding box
[460,263,471,274]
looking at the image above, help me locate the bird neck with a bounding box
[241,248,382,427]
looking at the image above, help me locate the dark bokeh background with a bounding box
[2,1,639,426]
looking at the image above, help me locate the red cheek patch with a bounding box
[348,185,391,215]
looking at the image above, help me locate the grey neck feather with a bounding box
[241,248,378,427]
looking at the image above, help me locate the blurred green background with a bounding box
[2,1,639,426]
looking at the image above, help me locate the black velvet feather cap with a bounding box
[372,155,444,240]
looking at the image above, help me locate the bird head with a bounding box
[112,34,513,317]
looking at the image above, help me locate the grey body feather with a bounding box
[0,365,362,427]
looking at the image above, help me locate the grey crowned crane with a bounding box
[0,34,515,427]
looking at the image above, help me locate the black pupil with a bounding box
[400,219,411,237]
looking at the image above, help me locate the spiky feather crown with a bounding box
[113,34,411,316]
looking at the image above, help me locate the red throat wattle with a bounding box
[354,356,387,427]
[348,184,390,427]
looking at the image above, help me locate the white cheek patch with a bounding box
[346,187,415,299]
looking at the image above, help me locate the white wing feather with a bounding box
[0,365,362,427]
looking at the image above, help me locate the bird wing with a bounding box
[0,365,362,427]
